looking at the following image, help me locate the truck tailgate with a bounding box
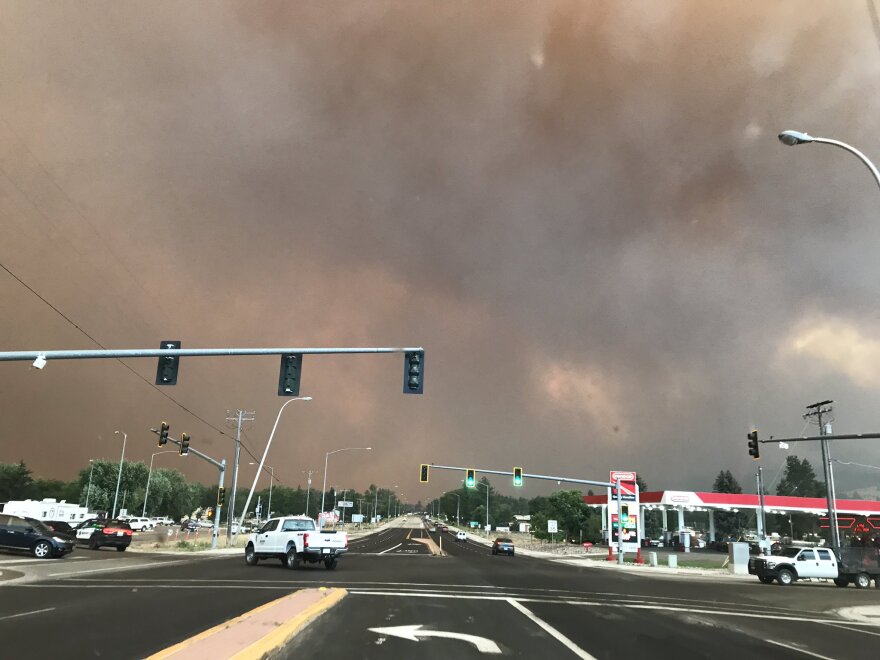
[307,531,347,549]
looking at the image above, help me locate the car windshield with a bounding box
[105,520,132,529]
[496,538,513,544]
[282,519,315,531]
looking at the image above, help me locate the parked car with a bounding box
[492,537,515,556]
[76,519,133,551]
[0,514,75,558]
[180,520,199,532]
[125,517,154,531]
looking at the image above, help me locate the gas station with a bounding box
[583,489,880,550]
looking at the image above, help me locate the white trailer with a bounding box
[2,498,92,525]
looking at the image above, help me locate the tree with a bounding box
[776,455,825,540]
[635,475,648,493]
[0,462,34,501]
[711,469,744,537]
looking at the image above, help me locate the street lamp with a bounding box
[320,447,372,525]
[776,136,880,548]
[250,462,275,520]
[111,430,127,519]
[84,459,95,510]
[236,396,311,537]
[777,130,880,191]
[143,450,178,517]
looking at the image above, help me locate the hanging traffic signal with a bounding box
[403,350,424,394]
[158,421,169,447]
[466,468,476,488]
[420,464,430,483]
[513,467,523,487]
[747,430,760,460]
[179,433,191,456]
[155,340,181,385]
[277,353,303,397]
[217,486,226,507]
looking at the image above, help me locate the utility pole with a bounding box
[804,400,840,548]
[226,409,255,542]
[303,470,315,517]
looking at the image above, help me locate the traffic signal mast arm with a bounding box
[149,428,223,469]
[426,464,616,489]
[758,433,880,444]
[0,345,425,361]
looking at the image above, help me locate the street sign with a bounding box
[337,501,353,508]
[351,514,365,523]
[547,519,558,533]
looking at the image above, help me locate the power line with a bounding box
[0,258,233,444]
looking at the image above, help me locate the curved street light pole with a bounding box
[320,447,372,526]
[143,450,178,517]
[111,430,127,519]
[777,130,880,549]
[778,130,880,191]
[235,397,311,539]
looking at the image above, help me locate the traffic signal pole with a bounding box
[150,427,226,550]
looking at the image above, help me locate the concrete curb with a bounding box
[147,587,347,660]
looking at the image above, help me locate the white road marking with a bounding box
[507,599,597,660]
[0,607,55,622]
[0,556,85,566]
[819,621,880,638]
[377,543,402,555]
[763,639,835,660]
[48,557,199,577]
[369,624,501,654]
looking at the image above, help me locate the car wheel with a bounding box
[776,568,794,586]
[116,546,127,552]
[285,548,300,570]
[759,576,774,584]
[245,544,259,566]
[492,549,497,555]
[833,577,849,588]
[32,541,52,559]
[855,572,871,589]
[89,537,100,551]
[510,551,515,557]
[324,557,338,570]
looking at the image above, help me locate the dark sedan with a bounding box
[492,537,515,556]
[41,520,75,536]
[0,515,75,558]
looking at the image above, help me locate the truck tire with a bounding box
[324,557,338,570]
[855,572,871,589]
[285,548,300,570]
[833,577,849,588]
[776,568,794,586]
[758,576,774,584]
[245,544,259,566]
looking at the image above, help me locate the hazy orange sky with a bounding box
[3,1,880,502]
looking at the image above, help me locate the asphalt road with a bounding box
[1,516,878,659]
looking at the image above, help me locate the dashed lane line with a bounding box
[0,607,55,622]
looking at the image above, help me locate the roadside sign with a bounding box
[351,514,365,523]
[547,519,558,533]
[609,470,637,501]
[469,521,480,528]
[337,501,353,508]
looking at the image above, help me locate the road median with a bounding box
[147,587,347,660]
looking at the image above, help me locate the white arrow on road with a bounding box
[369,624,502,654]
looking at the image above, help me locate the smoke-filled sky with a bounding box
[2,1,880,503]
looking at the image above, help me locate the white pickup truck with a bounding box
[749,546,880,588]
[244,516,348,570]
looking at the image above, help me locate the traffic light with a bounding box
[747,430,760,460]
[513,467,523,487]
[179,433,190,456]
[158,421,169,447]
[403,350,424,394]
[420,464,430,483]
[155,340,181,385]
[217,486,226,508]
[277,353,303,397]
[465,468,476,488]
